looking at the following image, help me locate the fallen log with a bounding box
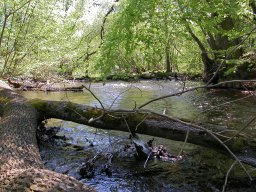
[0,83,94,191]
[7,78,84,92]
[30,99,256,167]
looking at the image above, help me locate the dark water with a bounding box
[21,80,256,191]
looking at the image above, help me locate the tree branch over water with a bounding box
[138,80,256,109]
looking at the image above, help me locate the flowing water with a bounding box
[21,80,256,191]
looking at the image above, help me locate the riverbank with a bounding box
[2,71,256,91]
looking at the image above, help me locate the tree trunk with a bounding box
[165,40,172,73]
[30,99,256,167]
[186,24,219,83]
[207,16,243,60]
[0,85,94,191]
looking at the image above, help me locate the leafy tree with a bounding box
[176,0,255,82]
[1,0,254,80]
[97,0,255,81]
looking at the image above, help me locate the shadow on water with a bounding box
[21,80,256,191]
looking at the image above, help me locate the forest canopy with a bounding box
[0,0,255,81]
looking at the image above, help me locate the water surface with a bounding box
[21,80,256,191]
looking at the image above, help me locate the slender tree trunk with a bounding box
[165,40,172,73]
[185,25,219,83]
[0,14,8,49]
[249,0,256,19]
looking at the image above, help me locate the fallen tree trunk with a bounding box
[7,78,84,92]
[30,99,256,167]
[0,85,94,191]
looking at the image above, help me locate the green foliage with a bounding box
[96,0,206,76]
[0,0,254,79]
[0,0,102,78]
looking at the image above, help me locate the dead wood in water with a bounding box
[0,85,94,191]
[30,98,256,169]
[7,78,84,91]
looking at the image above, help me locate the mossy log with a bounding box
[30,99,256,167]
[0,84,94,191]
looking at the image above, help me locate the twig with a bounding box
[197,94,254,115]
[88,81,92,90]
[99,1,119,47]
[178,129,189,156]
[224,116,256,143]
[147,110,252,181]
[109,86,133,109]
[123,116,133,135]
[213,132,231,140]
[144,152,152,168]
[217,130,237,134]
[82,85,105,109]
[138,80,256,109]
[222,161,237,192]
[88,111,105,124]
[135,113,149,131]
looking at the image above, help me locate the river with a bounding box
[21,80,256,191]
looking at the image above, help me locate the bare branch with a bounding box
[99,1,119,47]
[9,0,33,15]
[178,129,189,156]
[123,116,133,136]
[224,116,256,143]
[144,151,152,168]
[222,161,237,192]
[82,85,105,109]
[197,94,255,115]
[148,110,252,181]
[88,111,104,124]
[138,80,256,109]
[109,86,133,109]
[135,113,149,131]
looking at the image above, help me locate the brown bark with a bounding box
[0,85,94,191]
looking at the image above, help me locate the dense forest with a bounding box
[0,0,256,192]
[0,0,255,82]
